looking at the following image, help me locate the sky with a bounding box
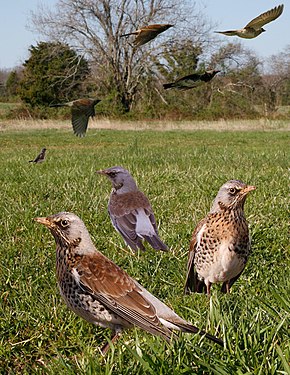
[0,0,288,70]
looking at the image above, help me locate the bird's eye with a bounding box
[229,187,236,194]
[109,172,116,177]
[60,219,69,228]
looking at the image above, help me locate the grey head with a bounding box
[210,180,256,213]
[35,211,95,254]
[96,166,138,193]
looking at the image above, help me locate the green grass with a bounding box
[0,127,289,374]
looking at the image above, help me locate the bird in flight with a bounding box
[50,98,101,137]
[215,4,284,39]
[29,147,47,163]
[163,70,220,91]
[121,24,173,47]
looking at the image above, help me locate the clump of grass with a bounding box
[0,127,289,374]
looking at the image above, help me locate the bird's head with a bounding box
[211,180,256,212]
[35,212,94,253]
[96,166,138,192]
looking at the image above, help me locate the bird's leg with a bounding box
[226,282,230,294]
[100,330,122,356]
[206,282,211,297]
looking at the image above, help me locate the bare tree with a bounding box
[29,0,213,112]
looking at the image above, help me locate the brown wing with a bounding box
[184,218,207,294]
[74,252,172,340]
[245,5,284,29]
[134,24,172,47]
[71,101,95,137]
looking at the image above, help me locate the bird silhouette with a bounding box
[50,98,101,137]
[215,4,284,39]
[29,148,46,163]
[163,70,220,91]
[121,24,173,47]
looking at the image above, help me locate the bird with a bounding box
[184,180,256,296]
[50,98,101,137]
[29,147,47,163]
[35,211,223,355]
[96,166,168,252]
[215,4,284,39]
[120,24,173,47]
[163,70,220,91]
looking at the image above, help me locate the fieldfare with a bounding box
[184,180,256,296]
[163,70,220,91]
[215,4,284,39]
[97,166,168,252]
[121,24,173,47]
[35,212,223,354]
[29,147,46,163]
[50,98,101,137]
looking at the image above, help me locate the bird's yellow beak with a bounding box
[243,185,256,194]
[34,217,52,228]
[96,169,106,175]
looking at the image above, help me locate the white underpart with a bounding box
[135,209,155,237]
[199,241,244,284]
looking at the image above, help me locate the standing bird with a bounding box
[163,70,220,91]
[184,180,256,296]
[29,147,47,163]
[215,4,284,39]
[50,98,101,137]
[120,24,173,47]
[96,166,168,252]
[35,212,223,354]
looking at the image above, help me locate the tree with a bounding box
[30,0,213,113]
[19,41,90,107]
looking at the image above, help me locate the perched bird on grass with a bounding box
[96,166,168,252]
[29,147,46,163]
[163,70,220,91]
[50,98,101,137]
[184,180,256,296]
[121,24,173,47]
[215,4,284,39]
[35,211,223,355]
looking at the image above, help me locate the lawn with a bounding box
[0,124,289,374]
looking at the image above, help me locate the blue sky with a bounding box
[0,1,288,69]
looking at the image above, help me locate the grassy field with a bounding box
[0,122,289,374]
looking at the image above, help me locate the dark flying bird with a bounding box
[163,70,220,91]
[215,4,284,39]
[121,24,173,47]
[29,147,47,163]
[50,98,101,137]
[184,180,256,296]
[35,211,223,355]
[97,166,168,252]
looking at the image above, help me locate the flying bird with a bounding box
[120,24,173,47]
[215,4,284,39]
[97,166,168,252]
[50,98,101,137]
[29,147,46,163]
[35,211,223,354]
[184,180,256,296]
[163,70,220,91]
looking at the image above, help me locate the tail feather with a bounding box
[120,32,138,37]
[163,83,174,90]
[143,234,168,251]
[178,323,223,346]
[184,270,206,294]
